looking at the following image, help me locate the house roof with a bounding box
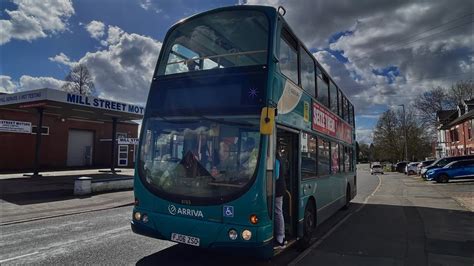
[440,109,474,130]
[437,109,456,122]
[464,99,474,105]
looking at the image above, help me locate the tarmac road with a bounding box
[1,165,472,265]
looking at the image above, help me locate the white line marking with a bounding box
[289,174,382,266]
[0,252,39,263]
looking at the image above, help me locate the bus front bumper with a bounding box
[130,213,273,258]
[131,220,273,259]
[131,220,167,240]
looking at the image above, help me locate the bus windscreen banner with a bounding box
[312,101,352,144]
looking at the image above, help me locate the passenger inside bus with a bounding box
[211,141,234,180]
[185,59,198,71]
[240,138,258,174]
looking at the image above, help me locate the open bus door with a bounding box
[276,127,299,245]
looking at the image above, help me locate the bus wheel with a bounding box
[298,200,316,250]
[342,185,351,210]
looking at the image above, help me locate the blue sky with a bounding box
[1,0,234,81]
[1,0,472,143]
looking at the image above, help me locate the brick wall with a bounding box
[0,109,139,171]
[445,119,474,156]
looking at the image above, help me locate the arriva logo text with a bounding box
[168,204,204,218]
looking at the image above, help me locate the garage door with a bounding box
[67,130,94,166]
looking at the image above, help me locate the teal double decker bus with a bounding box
[132,5,356,259]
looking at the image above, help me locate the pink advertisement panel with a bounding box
[312,101,352,144]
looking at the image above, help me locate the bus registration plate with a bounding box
[171,233,200,246]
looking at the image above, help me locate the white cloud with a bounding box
[138,0,162,14]
[246,0,472,114]
[106,26,125,45]
[18,75,65,91]
[0,75,65,93]
[0,75,17,93]
[80,28,162,104]
[139,0,152,10]
[48,52,74,67]
[85,20,105,40]
[51,25,162,104]
[0,0,74,45]
[356,128,374,144]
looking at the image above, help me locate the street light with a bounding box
[398,104,408,161]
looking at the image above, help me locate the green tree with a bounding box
[357,142,370,162]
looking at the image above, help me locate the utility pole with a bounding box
[399,104,408,161]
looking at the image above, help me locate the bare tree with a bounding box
[414,87,452,129]
[448,80,474,105]
[373,108,432,162]
[414,80,474,135]
[62,64,95,95]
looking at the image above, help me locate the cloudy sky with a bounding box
[0,0,472,143]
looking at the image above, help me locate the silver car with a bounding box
[371,165,384,175]
[405,162,419,175]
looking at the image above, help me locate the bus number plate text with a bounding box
[171,233,200,246]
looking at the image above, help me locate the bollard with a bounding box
[74,176,92,195]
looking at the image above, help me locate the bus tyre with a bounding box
[437,174,449,183]
[342,186,351,210]
[298,200,316,250]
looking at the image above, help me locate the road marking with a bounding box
[289,174,382,266]
[368,174,382,202]
[0,252,39,263]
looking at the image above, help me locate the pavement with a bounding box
[293,166,474,266]
[0,168,135,225]
[0,165,473,265]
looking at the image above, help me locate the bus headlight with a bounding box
[228,229,238,240]
[142,214,149,223]
[242,230,252,241]
[134,212,142,221]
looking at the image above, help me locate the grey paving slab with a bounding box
[0,168,135,224]
[294,171,474,266]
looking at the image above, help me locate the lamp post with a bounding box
[399,104,408,161]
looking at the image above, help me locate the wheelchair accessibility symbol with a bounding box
[223,206,234,217]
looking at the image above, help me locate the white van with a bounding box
[371,164,384,175]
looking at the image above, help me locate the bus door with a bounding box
[276,128,299,239]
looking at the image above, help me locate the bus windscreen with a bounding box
[157,10,269,76]
[139,117,261,204]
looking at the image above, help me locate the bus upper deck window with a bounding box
[158,10,269,76]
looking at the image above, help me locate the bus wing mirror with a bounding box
[260,107,276,135]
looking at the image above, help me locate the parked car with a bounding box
[405,162,420,175]
[421,155,474,179]
[370,162,381,168]
[425,159,474,182]
[417,160,435,175]
[371,164,384,175]
[395,161,408,173]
